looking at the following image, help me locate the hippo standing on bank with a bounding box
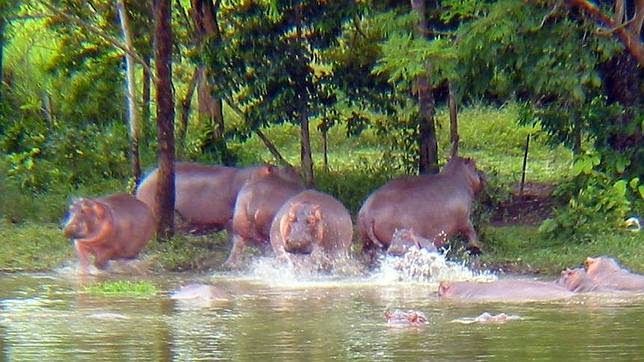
[270,190,353,265]
[136,163,299,234]
[63,193,156,274]
[224,166,305,268]
[357,156,485,256]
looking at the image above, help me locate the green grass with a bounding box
[0,221,73,271]
[83,280,158,297]
[481,225,644,275]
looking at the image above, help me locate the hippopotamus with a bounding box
[452,312,522,324]
[438,279,574,302]
[387,228,438,256]
[384,309,428,327]
[136,163,300,233]
[555,267,603,292]
[223,166,305,268]
[270,190,353,264]
[357,156,484,257]
[63,193,155,274]
[584,256,644,291]
[170,283,228,302]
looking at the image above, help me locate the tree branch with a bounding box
[39,2,156,79]
[565,0,644,67]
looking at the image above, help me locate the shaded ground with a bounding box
[490,182,556,226]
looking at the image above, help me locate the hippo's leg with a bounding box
[461,220,482,252]
[223,234,247,269]
[93,248,112,269]
[74,242,92,274]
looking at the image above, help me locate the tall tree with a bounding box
[116,0,142,187]
[153,0,175,239]
[209,1,356,186]
[411,0,438,174]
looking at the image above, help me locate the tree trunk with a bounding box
[295,4,314,186]
[448,81,459,157]
[255,128,292,167]
[411,0,439,174]
[117,0,142,188]
[142,56,151,140]
[322,129,329,171]
[300,110,314,187]
[191,0,229,163]
[178,67,200,149]
[0,17,4,103]
[153,0,175,240]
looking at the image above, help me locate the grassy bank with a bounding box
[1,104,640,275]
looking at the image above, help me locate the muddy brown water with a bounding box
[1,255,644,361]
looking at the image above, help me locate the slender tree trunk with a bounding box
[191,0,229,162]
[448,81,459,157]
[411,0,439,174]
[255,129,292,167]
[117,0,142,188]
[322,129,328,171]
[142,56,151,140]
[300,109,314,187]
[178,67,200,149]
[295,4,314,187]
[0,17,5,103]
[153,0,175,240]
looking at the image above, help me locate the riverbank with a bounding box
[1,220,640,275]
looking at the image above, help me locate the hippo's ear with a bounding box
[312,204,322,220]
[92,202,108,219]
[584,257,595,270]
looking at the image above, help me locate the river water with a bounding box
[1,252,643,361]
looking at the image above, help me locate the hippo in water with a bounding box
[357,156,484,258]
[438,279,574,302]
[555,267,603,293]
[270,190,353,265]
[136,163,300,234]
[170,283,228,302]
[584,256,644,291]
[224,166,305,268]
[384,309,428,327]
[63,193,155,274]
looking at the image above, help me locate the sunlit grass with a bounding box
[83,280,158,297]
[481,225,644,275]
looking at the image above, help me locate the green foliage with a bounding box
[539,152,643,242]
[83,280,158,297]
[1,121,129,192]
[315,159,402,215]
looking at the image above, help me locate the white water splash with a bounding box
[225,247,495,290]
[372,247,497,284]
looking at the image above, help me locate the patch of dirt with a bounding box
[490,182,556,226]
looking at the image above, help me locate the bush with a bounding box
[539,152,643,242]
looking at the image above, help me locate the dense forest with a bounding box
[0,0,641,244]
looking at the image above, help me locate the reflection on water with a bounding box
[1,253,644,360]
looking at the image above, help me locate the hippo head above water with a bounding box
[281,202,323,254]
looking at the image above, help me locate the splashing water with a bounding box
[229,246,495,290]
[373,247,496,285]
